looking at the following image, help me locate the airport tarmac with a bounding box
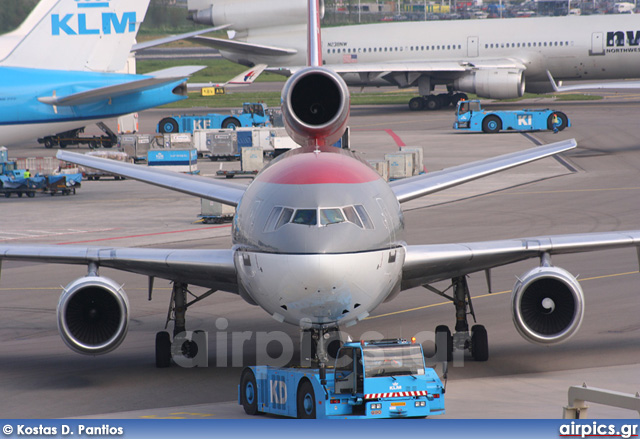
[1,96,639,419]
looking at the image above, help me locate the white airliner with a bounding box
[2,0,640,367]
[186,0,640,110]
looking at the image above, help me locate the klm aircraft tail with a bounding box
[0,0,149,72]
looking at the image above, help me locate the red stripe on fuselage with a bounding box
[257,150,381,185]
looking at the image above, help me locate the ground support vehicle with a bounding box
[198,198,235,224]
[1,171,81,198]
[453,100,570,133]
[79,150,132,180]
[42,174,82,196]
[239,339,445,419]
[38,122,118,149]
[157,103,272,134]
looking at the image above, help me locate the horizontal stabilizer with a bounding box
[187,64,267,92]
[56,150,246,207]
[38,66,205,107]
[390,139,577,203]
[547,70,640,92]
[189,35,297,57]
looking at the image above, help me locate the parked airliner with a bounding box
[2,0,640,367]
[186,0,640,110]
[0,0,203,146]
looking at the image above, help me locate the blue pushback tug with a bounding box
[453,99,570,133]
[239,339,445,419]
[157,103,271,134]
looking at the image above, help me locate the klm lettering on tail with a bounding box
[607,31,640,47]
[52,1,137,36]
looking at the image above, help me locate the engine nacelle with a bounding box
[511,266,584,345]
[57,276,129,355]
[281,67,350,147]
[454,69,525,100]
[188,0,322,31]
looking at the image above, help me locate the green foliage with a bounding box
[0,0,39,34]
[140,1,209,35]
[137,59,286,84]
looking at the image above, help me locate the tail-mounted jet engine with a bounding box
[511,265,584,345]
[281,67,350,147]
[57,276,130,355]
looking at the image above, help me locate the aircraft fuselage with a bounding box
[232,145,406,328]
[0,67,186,145]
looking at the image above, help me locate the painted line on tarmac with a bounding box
[57,224,231,245]
[384,129,406,147]
[366,270,639,321]
[0,228,117,242]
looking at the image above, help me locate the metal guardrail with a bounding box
[563,383,640,419]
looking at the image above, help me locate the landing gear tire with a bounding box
[435,325,453,362]
[408,97,425,111]
[297,380,316,419]
[471,325,489,361]
[482,115,502,133]
[425,95,441,111]
[240,368,259,415]
[451,93,468,107]
[437,93,452,108]
[155,331,171,368]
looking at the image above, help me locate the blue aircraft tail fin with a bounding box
[0,0,149,72]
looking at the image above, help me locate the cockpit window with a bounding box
[276,208,294,229]
[342,206,363,228]
[292,209,317,225]
[320,208,345,226]
[354,205,374,229]
[265,205,375,231]
[264,207,283,232]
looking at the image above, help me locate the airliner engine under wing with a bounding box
[0,0,204,145]
[186,0,640,111]
[3,0,640,366]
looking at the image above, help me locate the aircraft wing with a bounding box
[38,66,206,107]
[328,58,524,74]
[270,58,525,81]
[56,151,246,207]
[131,25,231,52]
[402,231,640,290]
[0,246,237,292]
[390,139,576,204]
[189,35,297,57]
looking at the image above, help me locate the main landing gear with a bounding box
[426,276,489,362]
[409,92,468,111]
[155,282,217,368]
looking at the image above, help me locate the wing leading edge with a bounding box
[402,231,640,290]
[0,245,237,292]
[56,151,246,207]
